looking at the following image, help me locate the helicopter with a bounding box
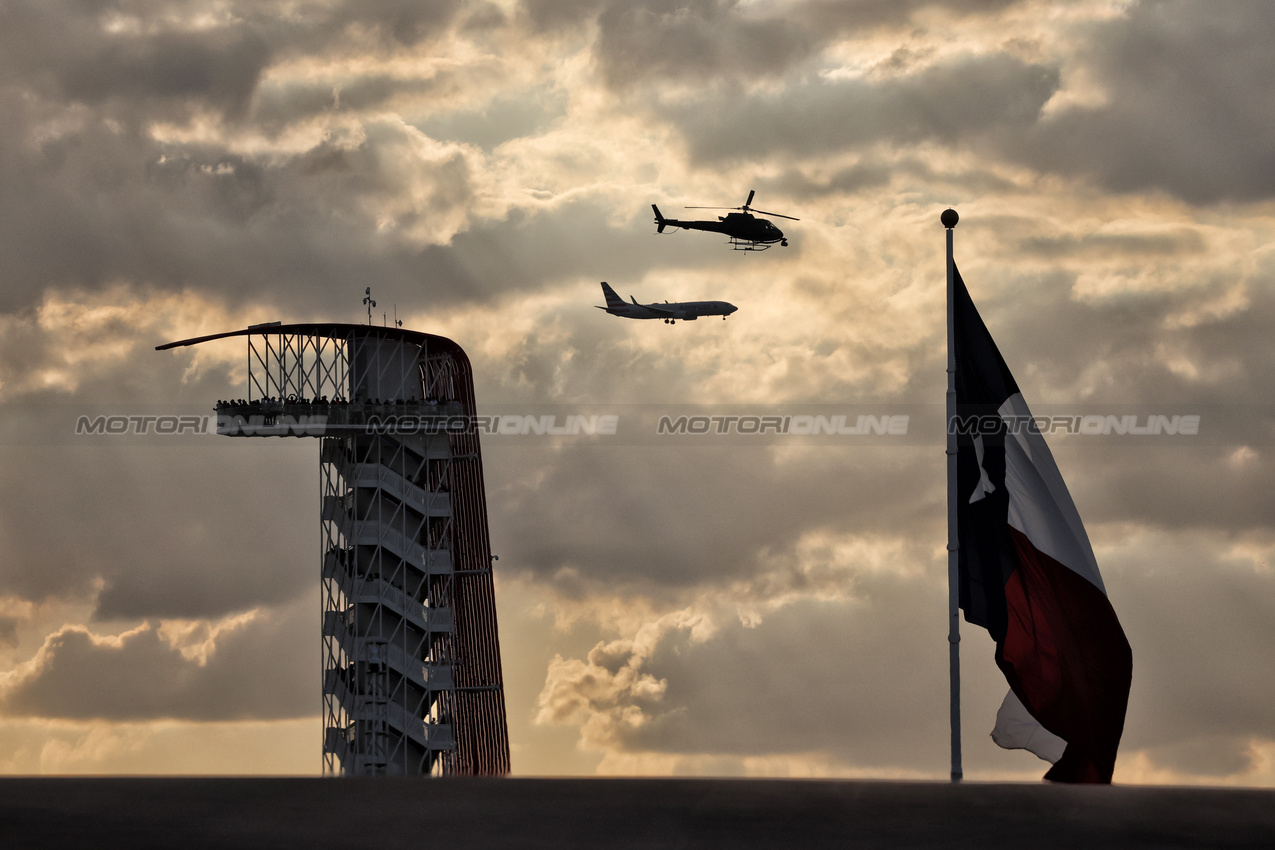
[651,190,798,251]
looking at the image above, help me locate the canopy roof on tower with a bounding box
[156,322,451,351]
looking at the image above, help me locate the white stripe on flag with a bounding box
[997,393,1105,592]
[991,689,1067,764]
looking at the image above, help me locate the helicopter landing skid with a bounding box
[729,238,770,251]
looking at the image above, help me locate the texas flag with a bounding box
[953,265,1133,783]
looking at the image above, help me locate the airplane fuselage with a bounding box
[600,300,737,321]
[596,282,737,322]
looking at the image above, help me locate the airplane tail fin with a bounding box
[600,282,626,311]
[652,204,667,233]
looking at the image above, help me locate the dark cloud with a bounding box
[414,87,569,150]
[770,162,895,199]
[534,536,1275,779]
[0,68,708,322]
[604,0,1275,204]
[0,617,18,649]
[489,445,940,598]
[57,28,271,118]
[410,197,723,309]
[585,0,1023,89]
[1005,1,1275,204]
[0,598,316,721]
[0,87,485,316]
[337,0,464,47]
[792,0,1023,32]
[1064,446,1275,537]
[764,157,1021,200]
[520,0,606,33]
[0,346,316,617]
[595,0,815,90]
[0,2,267,122]
[1015,230,1208,261]
[0,443,316,618]
[251,73,460,135]
[1104,539,1275,772]
[530,569,985,774]
[657,53,1058,164]
[0,0,467,126]
[520,0,1024,43]
[630,577,951,767]
[460,2,508,32]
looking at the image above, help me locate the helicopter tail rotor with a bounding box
[652,204,667,233]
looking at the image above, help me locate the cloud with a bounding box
[0,437,317,618]
[0,717,317,774]
[519,0,606,34]
[0,0,1273,783]
[531,565,1014,775]
[594,0,815,90]
[531,526,1275,781]
[249,71,461,134]
[1105,532,1275,757]
[0,598,315,721]
[0,0,469,119]
[55,27,272,119]
[0,88,490,316]
[0,285,318,619]
[490,445,940,597]
[655,53,1059,165]
[630,584,947,767]
[414,86,569,150]
[0,2,258,118]
[589,0,1026,90]
[1006,1,1275,203]
[535,640,670,748]
[0,618,18,649]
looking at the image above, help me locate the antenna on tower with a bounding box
[362,287,376,325]
[394,305,402,328]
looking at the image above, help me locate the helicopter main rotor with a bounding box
[685,189,800,221]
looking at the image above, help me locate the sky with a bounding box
[0,0,1273,784]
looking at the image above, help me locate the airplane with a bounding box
[596,282,737,324]
[651,189,798,251]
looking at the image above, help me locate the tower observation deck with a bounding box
[158,323,510,776]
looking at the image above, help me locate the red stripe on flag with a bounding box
[998,528,1133,783]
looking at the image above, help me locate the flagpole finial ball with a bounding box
[941,209,959,229]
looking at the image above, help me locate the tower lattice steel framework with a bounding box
[159,323,510,776]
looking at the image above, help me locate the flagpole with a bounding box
[943,207,962,782]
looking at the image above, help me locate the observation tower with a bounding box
[158,323,510,776]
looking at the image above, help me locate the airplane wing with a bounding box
[630,295,677,314]
[641,302,677,315]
